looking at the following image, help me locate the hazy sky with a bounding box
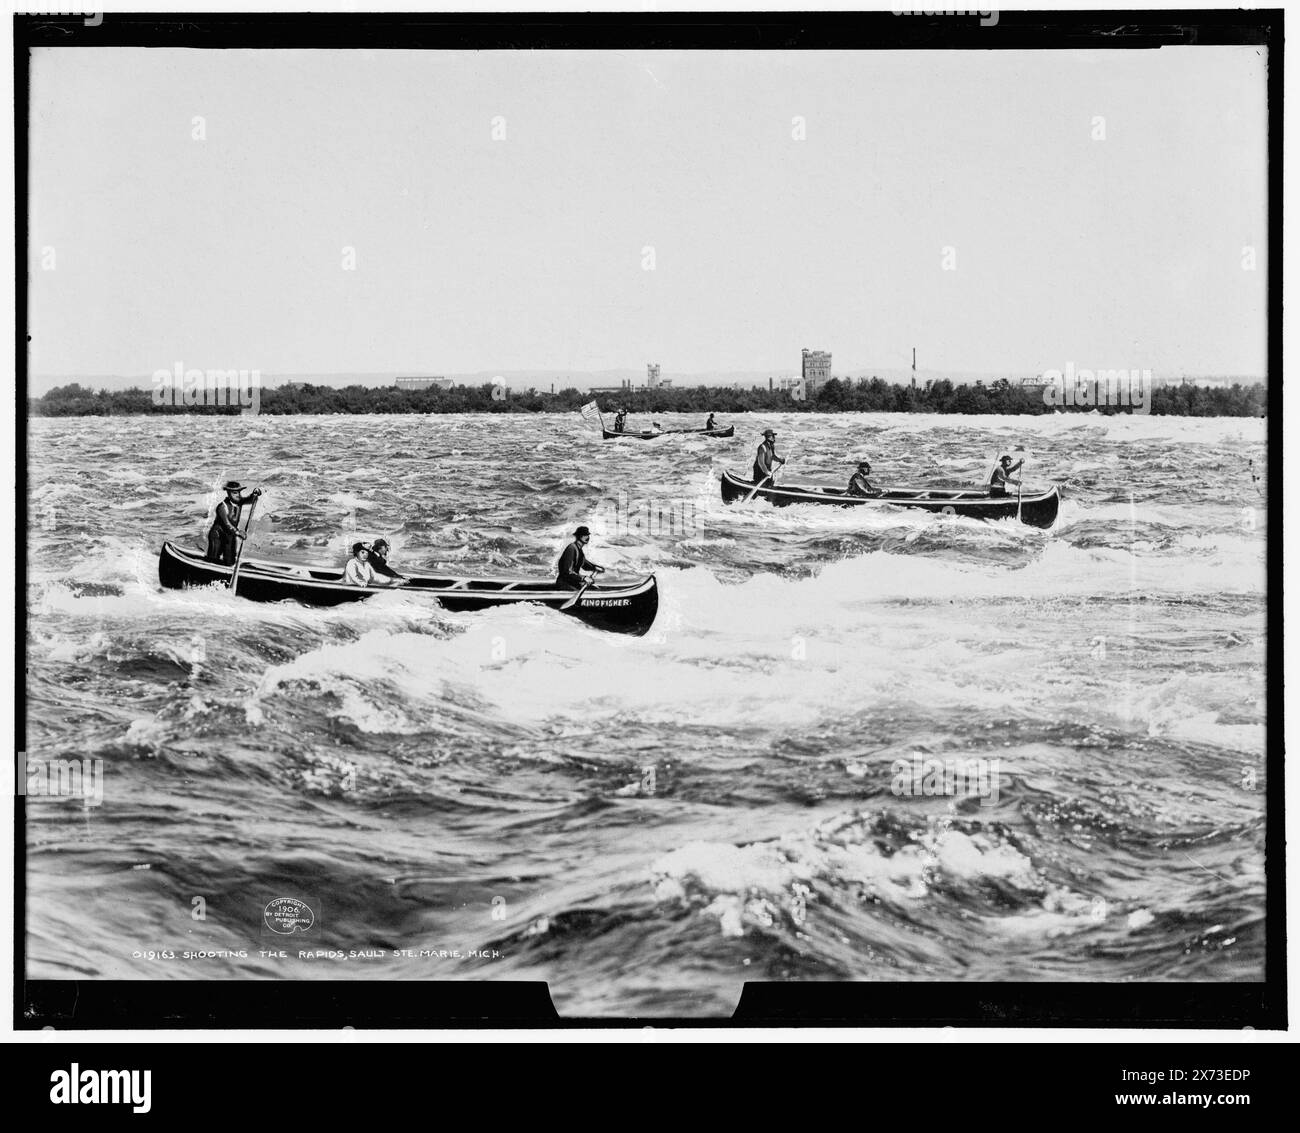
[29,47,1268,378]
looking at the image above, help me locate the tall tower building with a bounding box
[801,348,832,396]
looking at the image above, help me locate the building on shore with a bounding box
[647,363,672,389]
[592,364,673,398]
[395,376,454,390]
[802,348,832,396]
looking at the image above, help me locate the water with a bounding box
[25,411,1268,1016]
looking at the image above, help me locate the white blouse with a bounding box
[344,558,374,587]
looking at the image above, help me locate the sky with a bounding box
[28,47,1268,380]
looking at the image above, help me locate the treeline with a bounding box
[29,377,1268,417]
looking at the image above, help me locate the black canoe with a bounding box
[719,469,1061,529]
[158,542,659,635]
[602,425,734,440]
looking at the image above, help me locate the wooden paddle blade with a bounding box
[742,474,773,503]
[559,581,590,611]
[227,496,259,592]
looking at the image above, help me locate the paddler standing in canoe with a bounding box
[557,525,606,589]
[614,408,627,433]
[989,454,1024,497]
[206,480,262,565]
[753,429,786,487]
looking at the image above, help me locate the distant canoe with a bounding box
[602,425,734,440]
[719,469,1061,528]
[157,542,659,635]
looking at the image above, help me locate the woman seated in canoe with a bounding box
[846,460,880,497]
[344,543,407,588]
[989,455,1024,497]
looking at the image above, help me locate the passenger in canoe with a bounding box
[205,480,262,565]
[613,409,627,433]
[753,429,786,486]
[705,413,717,431]
[368,538,406,581]
[344,543,407,588]
[989,455,1024,497]
[847,460,881,497]
[557,525,606,589]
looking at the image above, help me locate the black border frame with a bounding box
[14,8,1285,1031]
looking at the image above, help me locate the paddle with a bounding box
[560,571,596,610]
[1010,446,1033,520]
[228,496,258,594]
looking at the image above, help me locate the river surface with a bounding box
[25,410,1269,1017]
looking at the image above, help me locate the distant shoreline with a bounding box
[28,380,1267,418]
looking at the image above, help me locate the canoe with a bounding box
[157,542,659,635]
[719,469,1061,528]
[602,425,734,440]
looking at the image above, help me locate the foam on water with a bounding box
[25,412,1270,993]
[650,810,1050,940]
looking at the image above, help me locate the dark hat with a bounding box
[351,542,370,556]
[223,480,243,491]
[858,459,871,468]
[372,539,389,551]
[999,454,1013,464]
[574,526,591,538]
[763,429,776,438]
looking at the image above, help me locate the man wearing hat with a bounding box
[556,525,606,589]
[367,538,406,581]
[205,480,263,564]
[989,454,1024,497]
[847,460,880,498]
[753,429,786,487]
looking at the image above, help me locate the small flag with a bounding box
[579,400,601,422]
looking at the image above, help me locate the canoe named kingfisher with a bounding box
[157,542,659,635]
[719,469,1061,528]
[602,425,734,440]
